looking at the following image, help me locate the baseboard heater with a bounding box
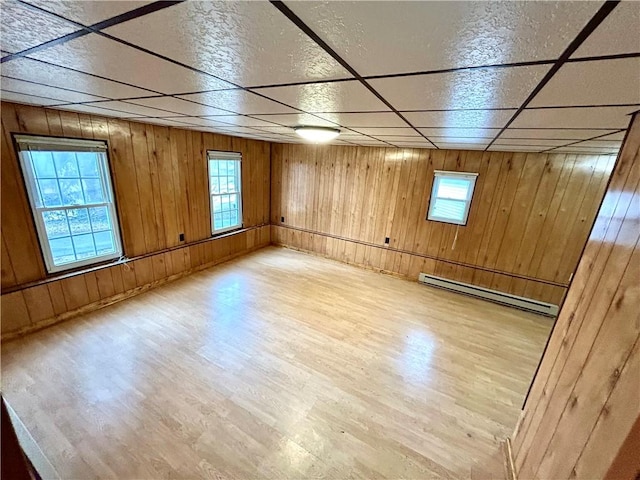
[418,273,559,317]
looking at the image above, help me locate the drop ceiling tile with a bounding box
[250,125,297,135]
[390,141,435,148]
[167,117,243,128]
[419,128,500,138]
[178,90,296,115]
[57,103,144,117]
[553,146,620,154]
[287,1,599,75]
[529,58,640,107]
[315,112,408,128]
[571,140,623,148]
[437,137,501,145]
[255,80,388,113]
[250,113,338,128]
[511,106,637,129]
[571,2,640,58]
[596,131,626,141]
[1,77,105,103]
[488,145,544,152]
[493,138,573,147]
[404,110,515,128]
[24,1,154,26]
[1,57,154,98]
[130,117,199,128]
[370,135,423,141]
[0,91,64,106]
[105,1,350,87]
[435,142,490,150]
[127,97,234,116]
[371,66,548,110]
[500,128,620,140]
[0,0,78,53]
[81,100,183,117]
[28,34,235,94]
[201,115,282,128]
[351,127,418,136]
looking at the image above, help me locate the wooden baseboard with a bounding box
[1,243,268,342]
[504,437,518,480]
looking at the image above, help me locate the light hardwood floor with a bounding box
[1,246,552,479]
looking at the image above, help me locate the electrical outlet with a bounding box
[179,233,185,241]
[384,237,390,245]
[281,216,285,223]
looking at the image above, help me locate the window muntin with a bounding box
[427,171,478,225]
[207,151,242,234]
[15,135,122,273]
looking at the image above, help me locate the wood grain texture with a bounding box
[1,247,552,479]
[0,102,271,288]
[510,113,640,479]
[271,145,616,305]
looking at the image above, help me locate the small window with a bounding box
[207,151,242,234]
[427,170,478,225]
[15,135,122,273]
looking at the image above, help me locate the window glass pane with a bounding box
[31,152,56,178]
[50,236,75,264]
[42,210,70,239]
[89,206,110,232]
[67,208,92,235]
[227,161,235,175]
[221,195,229,211]
[229,211,238,226]
[73,233,96,259]
[209,159,218,176]
[222,211,231,227]
[432,198,467,222]
[82,178,104,204]
[59,178,84,205]
[229,193,238,210]
[53,152,79,177]
[77,152,100,177]
[212,196,221,214]
[436,177,471,200]
[93,231,115,255]
[38,179,62,207]
[213,213,223,230]
[219,161,228,175]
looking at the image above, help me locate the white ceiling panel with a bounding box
[315,112,408,128]
[165,117,243,128]
[28,34,235,94]
[418,128,500,138]
[255,80,388,113]
[493,138,571,147]
[571,140,623,148]
[571,1,640,58]
[530,58,640,107]
[0,77,105,103]
[596,131,627,141]
[57,103,143,117]
[501,128,621,140]
[511,106,637,129]
[0,91,64,106]
[553,146,620,154]
[81,100,183,117]
[488,145,545,152]
[436,137,502,145]
[105,1,350,87]
[24,1,153,26]
[1,57,154,98]
[130,117,200,128]
[178,90,297,115]
[435,143,490,151]
[404,110,515,129]
[352,127,419,137]
[370,66,549,110]
[199,116,282,128]
[250,113,338,128]
[0,0,78,53]
[127,97,235,117]
[250,125,299,135]
[287,1,599,76]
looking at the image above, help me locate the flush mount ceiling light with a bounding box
[293,126,340,143]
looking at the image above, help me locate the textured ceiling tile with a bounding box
[370,66,549,110]
[250,113,338,128]
[81,100,184,117]
[1,57,154,98]
[287,1,599,75]
[314,112,408,127]
[418,128,500,138]
[23,0,153,26]
[571,1,640,58]
[0,91,64,106]
[28,34,235,94]
[56,103,144,117]
[404,110,515,128]
[351,127,418,136]
[500,128,620,140]
[1,0,78,53]
[178,90,297,115]
[255,81,388,112]
[0,77,105,103]
[529,58,640,107]
[434,142,490,151]
[511,106,638,129]
[200,115,282,128]
[105,1,350,87]
[571,140,623,148]
[488,145,545,152]
[127,97,235,116]
[493,138,571,147]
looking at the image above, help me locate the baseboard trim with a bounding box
[504,437,518,480]
[1,243,268,342]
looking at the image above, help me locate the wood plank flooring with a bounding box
[1,247,552,479]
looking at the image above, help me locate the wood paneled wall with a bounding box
[1,102,271,337]
[271,144,616,305]
[510,113,640,479]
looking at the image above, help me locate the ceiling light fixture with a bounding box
[293,126,340,143]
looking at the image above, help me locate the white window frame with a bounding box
[427,170,478,225]
[207,151,243,235]
[15,135,123,273]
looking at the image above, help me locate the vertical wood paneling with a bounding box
[271,143,616,304]
[511,113,640,479]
